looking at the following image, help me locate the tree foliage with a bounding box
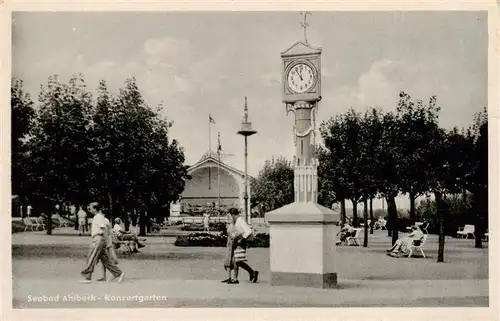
[24,74,94,234]
[14,75,189,236]
[250,156,294,213]
[316,91,486,257]
[11,78,35,199]
[396,93,441,223]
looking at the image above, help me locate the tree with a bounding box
[320,115,353,225]
[317,147,337,209]
[376,110,402,244]
[139,110,190,225]
[422,106,449,262]
[470,107,488,248]
[342,109,365,226]
[396,92,441,224]
[90,78,189,236]
[320,109,365,226]
[445,127,475,199]
[251,156,294,213]
[25,74,94,234]
[359,108,383,245]
[11,78,35,205]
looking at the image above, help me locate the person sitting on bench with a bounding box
[113,218,146,253]
[387,225,424,257]
[337,220,355,245]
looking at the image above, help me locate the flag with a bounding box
[209,115,215,124]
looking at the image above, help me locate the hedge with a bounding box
[174,232,270,248]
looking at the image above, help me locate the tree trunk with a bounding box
[474,219,483,248]
[124,209,130,232]
[409,191,416,224]
[340,199,346,226]
[352,200,358,227]
[369,197,374,234]
[363,198,369,247]
[146,208,151,234]
[132,208,137,227]
[387,196,398,245]
[46,204,53,235]
[139,208,146,236]
[384,197,392,237]
[107,191,113,223]
[474,188,487,248]
[436,191,445,262]
[74,204,80,230]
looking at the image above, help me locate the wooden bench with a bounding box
[346,228,362,246]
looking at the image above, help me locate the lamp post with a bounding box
[237,97,257,224]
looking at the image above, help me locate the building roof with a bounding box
[188,150,254,180]
[281,40,322,57]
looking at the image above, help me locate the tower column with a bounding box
[293,101,318,204]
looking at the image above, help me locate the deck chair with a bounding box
[407,234,428,258]
[111,230,133,255]
[457,225,475,239]
[35,217,46,230]
[150,221,163,233]
[30,217,43,231]
[58,216,71,227]
[346,228,362,246]
[51,214,66,228]
[377,220,387,230]
[420,222,429,234]
[23,217,36,232]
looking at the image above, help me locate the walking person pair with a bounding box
[222,208,259,284]
[79,202,125,284]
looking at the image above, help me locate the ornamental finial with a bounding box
[300,12,311,44]
[244,96,248,123]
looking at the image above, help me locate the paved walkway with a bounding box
[11,228,490,308]
[13,278,488,308]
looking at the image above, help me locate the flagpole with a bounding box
[209,114,212,152]
[217,132,221,216]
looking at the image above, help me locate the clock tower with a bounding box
[281,35,322,202]
[265,12,340,289]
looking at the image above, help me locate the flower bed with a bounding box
[180,222,226,232]
[174,232,270,248]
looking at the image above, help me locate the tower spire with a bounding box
[244,96,249,123]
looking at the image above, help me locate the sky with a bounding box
[11,11,488,210]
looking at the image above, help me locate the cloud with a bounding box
[260,72,281,87]
[174,76,192,93]
[143,37,191,58]
[318,57,470,129]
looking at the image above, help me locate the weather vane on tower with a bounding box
[300,11,311,44]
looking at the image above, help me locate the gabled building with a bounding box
[170,150,253,217]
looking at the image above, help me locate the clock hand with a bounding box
[298,70,303,81]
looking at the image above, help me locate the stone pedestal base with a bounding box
[265,202,341,289]
[271,272,337,289]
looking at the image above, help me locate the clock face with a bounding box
[287,63,316,94]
